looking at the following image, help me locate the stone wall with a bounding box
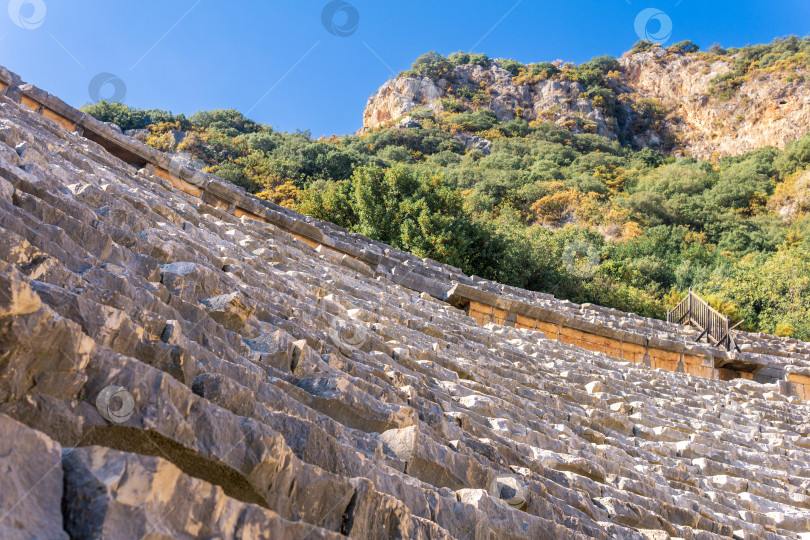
[446,283,805,393]
[470,297,742,381]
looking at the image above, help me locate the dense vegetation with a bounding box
[83,38,810,340]
[401,48,635,144]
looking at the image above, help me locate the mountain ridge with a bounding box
[362,39,810,160]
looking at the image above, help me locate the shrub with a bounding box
[440,97,468,113]
[632,147,667,168]
[631,40,656,54]
[709,72,744,100]
[448,51,491,68]
[622,191,674,226]
[448,51,470,66]
[428,150,461,166]
[669,40,699,53]
[81,101,189,131]
[403,51,453,80]
[567,56,621,102]
[256,180,300,208]
[243,131,278,154]
[446,110,498,133]
[469,53,492,68]
[408,107,436,121]
[499,119,530,138]
[709,163,770,211]
[296,179,356,229]
[634,98,668,128]
[775,133,810,178]
[378,145,414,163]
[211,161,259,192]
[189,109,263,136]
[497,58,526,76]
[531,189,579,225]
[529,62,560,79]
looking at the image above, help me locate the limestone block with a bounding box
[199,292,254,332]
[297,377,417,433]
[62,445,341,540]
[0,414,68,540]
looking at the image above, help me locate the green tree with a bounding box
[351,165,506,276]
[81,101,188,131]
[704,247,810,339]
[189,109,263,136]
[775,133,810,178]
[297,179,356,229]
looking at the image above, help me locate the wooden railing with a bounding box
[667,289,742,351]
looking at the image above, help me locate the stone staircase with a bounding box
[1,66,810,539]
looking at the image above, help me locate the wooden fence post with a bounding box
[725,316,731,350]
[687,289,692,324]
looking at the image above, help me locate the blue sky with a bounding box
[2,1,809,137]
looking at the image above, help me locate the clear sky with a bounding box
[2,1,809,137]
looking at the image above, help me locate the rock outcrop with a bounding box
[2,65,810,539]
[621,48,810,159]
[362,47,810,159]
[362,64,613,139]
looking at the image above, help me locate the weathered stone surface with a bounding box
[0,264,40,318]
[381,424,491,491]
[0,175,13,204]
[0,414,68,540]
[199,292,254,332]
[244,329,296,373]
[62,445,342,540]
[0,272,91,402]
[1,65,810,539]
[457,488,576,539]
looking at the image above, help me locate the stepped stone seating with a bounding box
[1,66,810,539]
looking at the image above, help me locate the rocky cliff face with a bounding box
[622,48,810,159]
[363,64,613,139]
[362,47,810,160]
